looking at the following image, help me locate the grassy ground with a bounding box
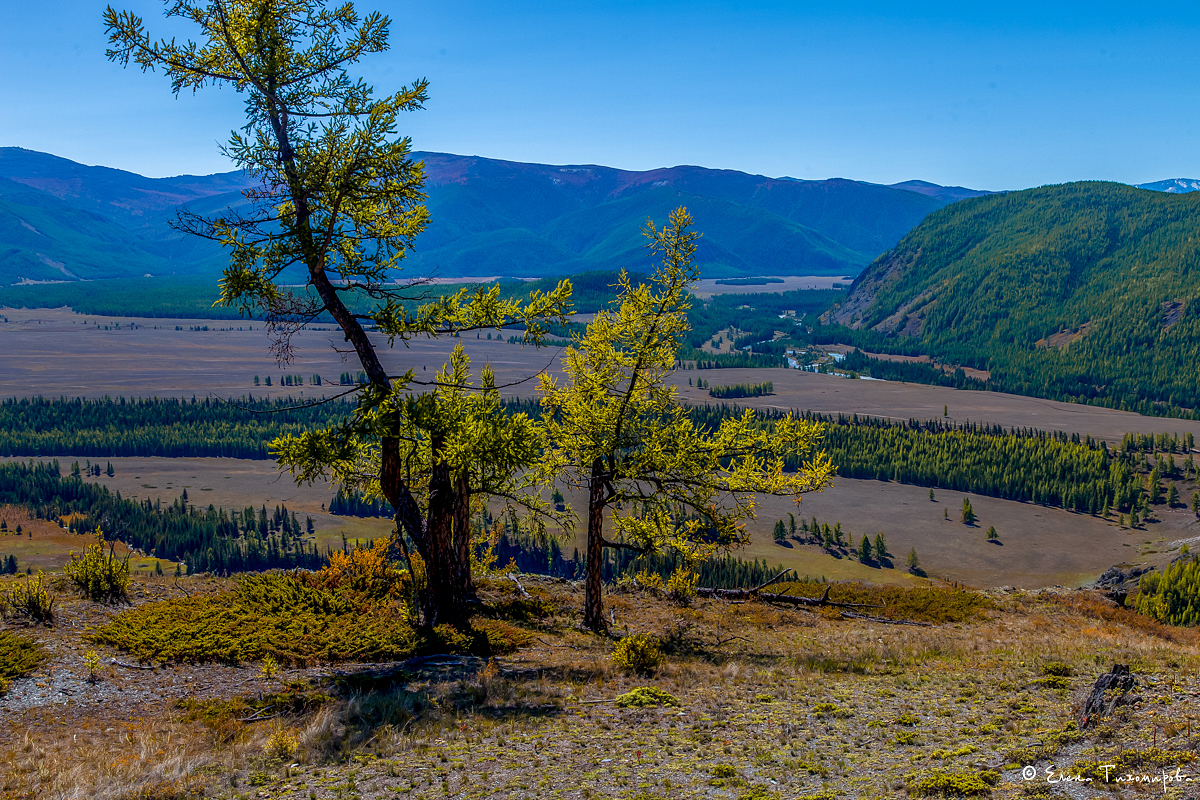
[4,570,1200,799]
[3,452,1153,590]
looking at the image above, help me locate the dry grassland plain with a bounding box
[3,306,1193,589]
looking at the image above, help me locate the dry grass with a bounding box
[4,575,1200,798]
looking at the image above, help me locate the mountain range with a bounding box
[0,147,987,286]
[1135,178,1200,194]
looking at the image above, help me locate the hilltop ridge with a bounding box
[0,147,970,285]
[825,180,1200,413]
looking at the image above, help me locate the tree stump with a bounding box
[1080,664,1139,728]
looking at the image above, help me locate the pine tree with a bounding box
[874,532,887,558]
[1130,508,1140,528]
[929,488,936,502]
[986,525,998,540]
[773,519,787,543]
[1192,491,1200,516]
[858,535,872,562]
[906,547,920,572]
[105,462,114,477]
[1168,483,1180,507]
[961,498,976,525]
[788,512,796,536]
[944,508,949,520]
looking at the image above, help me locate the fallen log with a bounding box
[698,582,881,610]
[838,610,931,627]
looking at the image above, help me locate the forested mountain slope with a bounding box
[0,148,968,284]
[826,181,1200,413]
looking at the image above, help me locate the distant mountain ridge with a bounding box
[0,147,976,285]
[1137,178,1200,194]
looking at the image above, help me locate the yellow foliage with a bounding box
[667,567,699,605]
[317,538,398,596]
[265,726,299,761]
[1,570,56,625]
[612,633,664,673]
[64,531,130,603]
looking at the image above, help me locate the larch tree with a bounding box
[104,0,571,624]
[536,207,834,631]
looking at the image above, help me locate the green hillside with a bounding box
[826,181,1200,415]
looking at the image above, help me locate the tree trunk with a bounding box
[419,437,461,626]
[583,458,607,631]
[452,471,475,608]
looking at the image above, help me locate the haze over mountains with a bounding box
[0,147,983,286]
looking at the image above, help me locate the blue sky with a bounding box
[2,1,1198,189]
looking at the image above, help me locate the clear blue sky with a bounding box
[2,1,1198,189]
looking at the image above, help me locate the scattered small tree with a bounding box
[773,520,787,543]
[1192,491,1200,516]
[858,535,872,562]
[1130,508,1140,528]
[961,498,976,525]
[788,512,796,536]
[929,488,936,502]
[985,525,998,540]
[1168,483,1180,507]
[943,508,949,520]
[873,532,887,559]
[64,531,131,604]
[906,547,920,572]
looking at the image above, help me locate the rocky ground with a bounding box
[3,574,1200,799]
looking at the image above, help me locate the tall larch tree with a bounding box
[537,207,834,631]
[104,0,571,624]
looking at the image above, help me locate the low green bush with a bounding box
[0,630,44,692]
[905,768,999,796]
[0,571,56,625]
[612,634,665,673]
[614,687,680,707]
[64,533,130,603]
[90,570,418,665]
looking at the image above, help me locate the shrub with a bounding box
[91,563,530,665]
[612,634,664,673]
[63,532,130,603]
[83,649,101,683]
[666,567,698,606]
[614,687,680,708]
[90,571,419,665]
[0,630,44,692]
[905,769,998,796]
[265,726,299,761]
[1040,661,1073,676]
[0,570,56,625]
[772,581,990,623]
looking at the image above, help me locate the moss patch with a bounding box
[614,687,681,708]
[0,630,44,692]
